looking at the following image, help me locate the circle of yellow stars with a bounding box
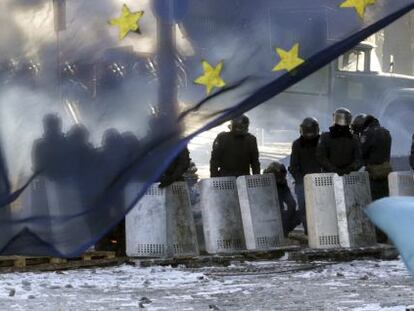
[107,1,378,96]
[109,4,144,40]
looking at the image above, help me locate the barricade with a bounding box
[125,182,199,258]
[305,172,376,249]
[388,171,414,196]
[237,174,284,250]
[334,173,376,248]
[199,177,246,254]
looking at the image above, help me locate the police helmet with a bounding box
[300,117,320,140]
[351,114,368,135]
[333,107,352,127]
[230,115,249,135]
[263,161,287,184]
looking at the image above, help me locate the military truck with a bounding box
[251,41,414,155]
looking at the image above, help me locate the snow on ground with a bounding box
[0,259,413,311]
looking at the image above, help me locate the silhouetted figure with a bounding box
[289,117,322,235]
[95,128,128,256]
[210,115,260,177]
[158,147,191,188]
[264,161,299,237]
[316,108,362,175]
[100,128,129,182]
[29,114,70,246]
[121,131,141,165]
[66,124,98,205]
[67,124,95,174]
[32,114,68,179]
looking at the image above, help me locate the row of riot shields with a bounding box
[126,171,403,258]
[18,171,412,257]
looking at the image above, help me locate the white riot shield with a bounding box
[334,172,376,248]
[125,182,198,258]
[237,174,284,250]
[199,177,246,254]
[388,171,414,196]
[304,173,340,249]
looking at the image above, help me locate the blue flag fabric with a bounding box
[0,0,413,257]
[366,197,414,276]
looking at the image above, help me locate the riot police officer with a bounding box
[96,128,129,256]
[289,117,323,234]
[352,114,392,243]
[352,114,392,200]
[351,114,368,137]
[32,113,68,179]
[264,161,299,237]
[316,108,362,175]
[210,115,260,177]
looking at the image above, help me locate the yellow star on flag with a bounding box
[109,4,144,40]
[340,0,377,18]
[194,60,226,95]
[272,43,305,73]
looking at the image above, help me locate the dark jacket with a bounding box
[277,182,299,237]
[316,125,363,175]
[360,119,392,166]
[210,131,260,177]
[159,148,191,187]
[32,134,69,180]
[289,136,322,183]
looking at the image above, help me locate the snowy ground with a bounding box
[0,259,413,311]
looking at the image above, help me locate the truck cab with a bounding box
[251,42,414,154]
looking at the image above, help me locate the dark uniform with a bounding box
[210,115,260,178]
[290,136,322,181]
[264,162,299,237]
[359,116,392,200]
[121,131,141,164]
[67,124,96,179]
[352,115,392,243]
[317,108,362,175]
[95,128,129,256]
[317,107,363,176]
[159,147,191,188]
[289,117,323,234]
[32,114,68,179]
[316,127,362,175]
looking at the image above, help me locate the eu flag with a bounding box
[0,0,413,257]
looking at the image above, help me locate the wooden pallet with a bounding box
[0,251,116,269]
[288,244,398,262]
[133,246,300,268]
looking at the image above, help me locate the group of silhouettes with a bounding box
[29,114,145,255]
[32,114,141,184]
[29,113,193,255]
